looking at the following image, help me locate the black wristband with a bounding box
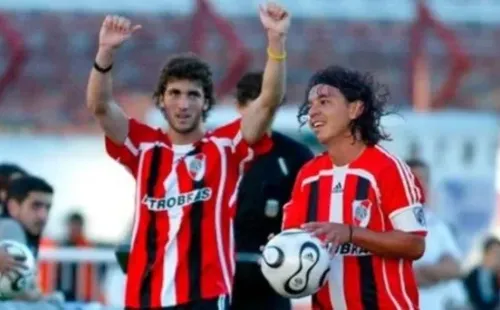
[348,225,353,243]
[93,61,113,73]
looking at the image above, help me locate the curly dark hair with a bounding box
[298,65,391,146]
[153,53,215,120]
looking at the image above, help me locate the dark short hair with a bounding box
[236,71,263,106]
[152,53,215,120]
[483,236,500,254]
[67,211,84,225]
[0,163,27,193]
[298,65,391,146]
[6,176,53,205]
[406,159,429,170]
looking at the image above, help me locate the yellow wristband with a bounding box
[267,47,287,61]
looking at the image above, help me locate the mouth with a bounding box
[175,114,192,122]
[310,121,325,130]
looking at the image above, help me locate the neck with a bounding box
[325,134,366,166]
[167,125,205,145]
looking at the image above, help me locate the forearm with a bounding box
[260,31,286,109]
[86,47,115,116]
[241,32,287,143]
[351,227,425,260]
[414,268,438,287]
[420,257,462,281]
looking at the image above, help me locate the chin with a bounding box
[314,133,331,145]
[172,123,198,134]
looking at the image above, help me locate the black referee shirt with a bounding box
[234,131,314,256]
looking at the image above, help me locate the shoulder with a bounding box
[0,218,26,243]
[0,218,23,230]
[128,118,164,141]
[272,131,310,150]
[272,131,314,159]
[296,153,330,180]
[210,118,241,139]
[366,145,411,177]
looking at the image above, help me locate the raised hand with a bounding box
[99,15,142,50]
[259,2,291,35]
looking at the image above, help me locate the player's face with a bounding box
[12,191,52,236]
[307,84,363,144]
[161,79,206,134]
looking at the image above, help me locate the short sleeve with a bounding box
[282,167,309,230]
[379,160,427,234]
[104,118,160,177]
[0,219,27,244]
[212,119,273,162]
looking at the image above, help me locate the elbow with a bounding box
[407,234,426,260]
[86,97,107,116]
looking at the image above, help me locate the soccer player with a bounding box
[231,72,314,310]
[86,3,290,309]
[282,66,427,310]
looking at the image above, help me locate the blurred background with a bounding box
[0,0,499,308]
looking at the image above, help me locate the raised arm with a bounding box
[241,3,290,145]
[86,15,141,144]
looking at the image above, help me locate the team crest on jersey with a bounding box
[352,199,372,228]
[185,153,206,182]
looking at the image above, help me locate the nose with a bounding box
[37,207,49,222]
[177,96,189,110]
[308,102,320,118]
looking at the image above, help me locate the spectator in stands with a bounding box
[55,211,100,302]
[231,72,314,310]
[408,159,468,310]
[0,163,27,215]
[464,236,500,310]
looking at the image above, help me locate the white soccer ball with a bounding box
[0,240,36,299]
[260,228,331,298]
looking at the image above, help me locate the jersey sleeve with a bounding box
[104,118,159,177]
[213,119,273,163]
[0,219,27,244]
[379,161,427,234]
[282,167,309,230]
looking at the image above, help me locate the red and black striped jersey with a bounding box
[283,145,426,310]
[105,118,272,308]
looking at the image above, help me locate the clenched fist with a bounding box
[99,15,142,50]
[259,2,291,36]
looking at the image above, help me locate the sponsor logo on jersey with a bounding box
[142,187,212,211]
[334,243,371,256]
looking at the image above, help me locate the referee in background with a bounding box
[231,72,314,310]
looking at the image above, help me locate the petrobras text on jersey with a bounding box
[142,188,212,211]
[334,243,372,257]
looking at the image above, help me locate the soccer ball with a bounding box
[260,228,331,298]
[0,240,36,299]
